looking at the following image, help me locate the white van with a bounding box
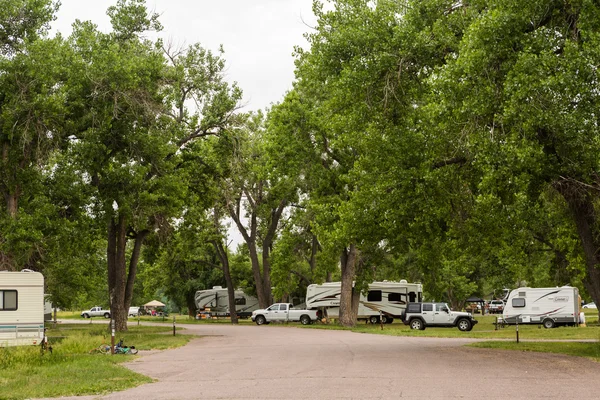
[502,286,580,328]
[0,270,45,347]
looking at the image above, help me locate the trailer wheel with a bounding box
[410,319,424,330]
[543,318,555,329]
[386,317,394,324]
[300,315,312,325]
[369,316,379,324]
[255,315,266,325]
[104,313,110,319]
[457,318,472,332]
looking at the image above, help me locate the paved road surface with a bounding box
[40,323,600,399]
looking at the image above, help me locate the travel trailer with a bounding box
[194,286,260,318]
[0,270,45,347]
[305,280,423,323]
[502,286,580,328]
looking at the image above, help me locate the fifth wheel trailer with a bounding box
[194,286,260,318]
[0,270,45,347]
[502,286,581,328]
[306,280,423,323]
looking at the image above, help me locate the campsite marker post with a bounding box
[173,315,176,336]
[111,319,115,355]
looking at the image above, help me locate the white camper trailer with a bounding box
[306,280,423,323]
[194,286,260,318]
[0,270,45,347]
[502,286,580,328]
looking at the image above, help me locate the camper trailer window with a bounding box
[367,290,382,302]
[409,292,417,302]
[0,290,18,311]
[423,303,433,312]
[389,293,402,302]
[234,297,246,305]
[512,298,526,308]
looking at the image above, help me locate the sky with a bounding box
[53,0,317,111]
[52,1,318,247]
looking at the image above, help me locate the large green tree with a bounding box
[66,0,241,330]
[0,0,69,270]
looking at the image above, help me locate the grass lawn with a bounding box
[0,323,192,400]
[293,313,600,340]
[468,341,600,362]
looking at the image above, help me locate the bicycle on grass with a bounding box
[114,338,138,355]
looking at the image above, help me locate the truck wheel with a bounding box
[300,315,312,325]
[369,316,379,324]
[255,315,266,325]
[104,313,110,319]
[83,313,89,318]
[410,319,424,330]
[457,318,472,331]
[543,318,555,329]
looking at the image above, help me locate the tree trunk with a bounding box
[339,244,358,327]
[213,240,238,324]
[248,244,268,308]
[261,249,273,306]
[107,215,149,331]
[5,191,18,219]
[556,183,600,319]
[186,293,196,318]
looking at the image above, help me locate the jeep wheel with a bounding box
[457,318,472,332]
[543,318,555,329]
[369,316,379,324]
[300,315,312,325]
[410,319,424,330]
[255,315,266,325]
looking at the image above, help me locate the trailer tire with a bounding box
[369,316,379,324]
[543,318,555,329]
[255,315,266,325]
[104,313,110,319]
[300,315,312,325]
[457,318,472,332]
[386,317,394,324]
[409,318,424,330]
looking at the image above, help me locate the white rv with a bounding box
[306,280,423,323]
[502,286,580,328]
[0,270,45,347]
[194,286,260,318]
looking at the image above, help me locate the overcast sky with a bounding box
[53,0,317,111]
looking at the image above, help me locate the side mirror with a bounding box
[444,308,449,313]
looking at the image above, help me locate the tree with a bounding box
[66,0,242,330]
[0,0,69,269]
[220,112,295,308]
[425,0,600,309]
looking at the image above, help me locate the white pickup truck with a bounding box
[251,303,319,325]
[80,306,111,319]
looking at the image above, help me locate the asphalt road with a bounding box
[39,323,600,399]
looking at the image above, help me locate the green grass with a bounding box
[0,323,192,400]
[293,313,600,340]
[468,341,600,362]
